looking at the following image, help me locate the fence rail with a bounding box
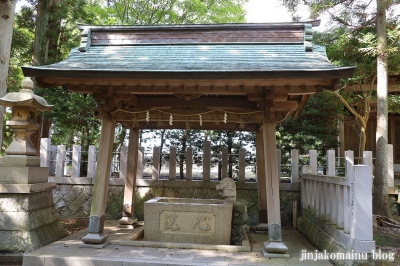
[40,138,395,187]
[301,149,375,252]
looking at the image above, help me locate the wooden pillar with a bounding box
[119,128,139,228]
[255,130,268,227]
[262,94,288,255]
[82,116,116,246]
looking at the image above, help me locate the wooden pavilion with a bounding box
[22,22,354,254]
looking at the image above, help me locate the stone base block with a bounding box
[0,155,40,167]
[262,249,291,258]
[0,220,67,252]
[0,182,56,193]
[117,224,134,229]
[299,210,376,253]
[255,223,268,234]
[297,213,377,266]
[81,233,109,245]
[0,190,67,253]
[0,166,49,184]
[0,191,54,212]
[118,216,137,225]
[79,240,111,249]
[263,241,289,254]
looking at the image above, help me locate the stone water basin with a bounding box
[144,197,233,245]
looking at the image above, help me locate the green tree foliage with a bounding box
[279,0,400,155]
[94,0,247,25]
[35,88,101,149]
[280,0,400,217]
[276,91,345,161]
[8,0,250,176]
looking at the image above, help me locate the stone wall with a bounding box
[50,177,301,226]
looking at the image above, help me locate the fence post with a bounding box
[186,147,193,181]
[203,141,211,181]
[169,147,176,180]
[87,145,97,178]
[326,149,336,223]
[363,151,373,168]
[350,165,373,241]
[71,145,82,178]
[344,150,354,234]
[55,145,66,177]
[326,150,335,176]
[337,184,344,228]
[309,150,317,175]
[152,147,160,180]
[301,166,312,210]
[49,145,57,175]
[238,148,246,183]
[137,147,144,179]
[291,149,299,183]
[388,145,394,187]
[222,147,228,179]
[40,138,51,168]
[119,146,128,179]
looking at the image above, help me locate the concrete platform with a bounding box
[23,221,333,265]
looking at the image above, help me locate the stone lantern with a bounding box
[0,77,52,156]
[0,78,66,255]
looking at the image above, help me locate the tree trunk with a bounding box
[373,0,392,217]
[42,119,52,138]
[0,0,16,151]
[359,126,366,162]
[33,0,52,66]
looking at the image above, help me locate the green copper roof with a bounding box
[22,43,354,79]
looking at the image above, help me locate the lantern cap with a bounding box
[0,77,53,111]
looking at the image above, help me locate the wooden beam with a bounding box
[344,84,399,93]
[293,94,310,118]
[113,108,263,123]
[127,96,257,110]
[37,77,335,92]
[118,121,259,131]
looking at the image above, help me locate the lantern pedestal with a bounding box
[0,78,66,253]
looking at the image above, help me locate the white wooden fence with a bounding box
[40,138,395,188]
[301,149,375,252]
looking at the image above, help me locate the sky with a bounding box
[15,0,300,24]
[244,0,294,23]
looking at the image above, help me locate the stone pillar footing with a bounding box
[79,240,111,249]
[263,241,289,258]
[118,217,138,229]
[81,233,109,245]
[255,223,268,234]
